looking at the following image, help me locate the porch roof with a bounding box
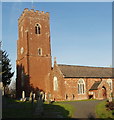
[89,81,101,90]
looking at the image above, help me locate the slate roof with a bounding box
[89,81,101,90]
[58,64,113,78]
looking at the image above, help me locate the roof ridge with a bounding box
[57,64,111,69]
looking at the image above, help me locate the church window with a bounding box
[21,26,23,37]
[38,48,42,56]
[20,47,24,54]
[107,79,112,90]
[72,94,75,100]
[53,76,58,91]
[78,79,85,94]
[65,94,68,100]
[35,24,41,34]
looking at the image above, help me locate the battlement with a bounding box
[18,8,49,24]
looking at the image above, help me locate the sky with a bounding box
[2,2,112,80]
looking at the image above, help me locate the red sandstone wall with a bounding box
[16,9,52,98]
[64,78,88,100]
[29,56,51,91]
[50,63,65,101]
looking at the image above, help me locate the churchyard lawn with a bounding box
[96,100,114,119]
[2,96,74,118]
[2,96,36,118]
[4,96,114,118]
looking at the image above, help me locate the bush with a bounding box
[106,101,114,110]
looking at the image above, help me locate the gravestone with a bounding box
[34,91,44,116]
[33,93,35,100]
[20,91,26,101]
[47,93,51,104]
[29,92,33,101]
[22,91,25,99]
[109,93,112,102]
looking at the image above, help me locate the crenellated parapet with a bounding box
[18,8,50,24]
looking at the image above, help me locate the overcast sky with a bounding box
[2,2,112,79]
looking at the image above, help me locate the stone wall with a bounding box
[16,8,52,98]
[50,63,65,101]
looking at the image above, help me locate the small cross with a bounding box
[54,57,57,64]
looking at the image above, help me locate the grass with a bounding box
[34,102,75,118]
[55,99,97,103]
[3,96,74,118]
[52,102,74,117]
[44,102,74,118]
[2,96,37,118]
[95,100,114,119]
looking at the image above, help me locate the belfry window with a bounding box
[38,48,42,56]
[78,79,85,94]
[35,24,41,34]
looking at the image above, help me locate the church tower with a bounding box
[16,8,52,98]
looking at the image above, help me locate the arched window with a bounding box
[78,79,85,94]
[53,76,58,91]
[35,24,41,34]
[65,94,68,100]
[21,26,23,37]
[107,79,112,90]
[72,94,75,100]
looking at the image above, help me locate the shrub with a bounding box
[106,101,114,110]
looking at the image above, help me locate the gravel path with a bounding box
[64,100,102,118]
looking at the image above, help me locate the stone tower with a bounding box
[16,8,52,98]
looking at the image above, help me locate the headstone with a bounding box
[31,93,35,103]
[33,93,35,100]
[34,91,44,116]
[22,91,25,99]
[20,91,26,101]
[29,92,33,101]
[31,93,34,103]
[36,90,40,100]
[109,97,112,102]
[44,93,47,101]
[40,91,44,100]
[109,93,112,102]
[47,93,51,104]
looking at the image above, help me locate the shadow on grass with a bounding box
[2,96,70,118]
[2,96,37,118]
[34,103,70,118]
[88,113,96,120]
[112,111,114,115]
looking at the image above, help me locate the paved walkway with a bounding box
[64,100,102,118]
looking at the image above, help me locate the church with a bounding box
[16,8,114,101]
